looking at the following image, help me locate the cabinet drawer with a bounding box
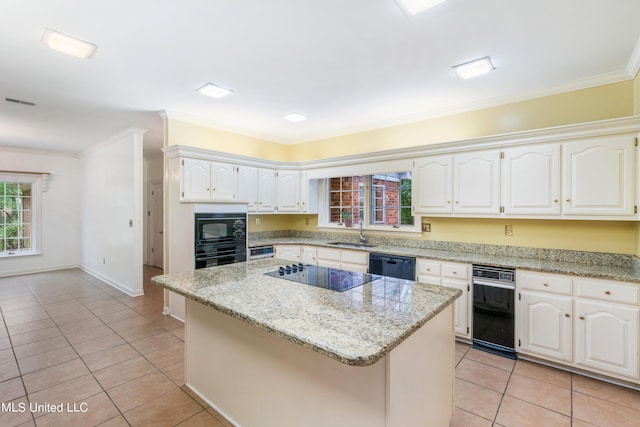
[518,271,572,295]
[575,278,639,305]
[441,262,468,280]
[416,259,441,277]
[341,250,368,266]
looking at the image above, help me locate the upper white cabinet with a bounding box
[181,158,236,201]
[258,169,277,212]
[502,144,561,215]
[414,155,453,214]
[277,170,302,212]
[453,150,501,214]
[414,150,500,215]
[236,166,258,211]
[562,135,635,216]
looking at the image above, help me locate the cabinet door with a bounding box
[274,245,300,262]
[453,150,501,214]
[562,135,635,215]
[575,299,639,378]
[237,166,258,211]
[340,250,368,273]
[300,246,317,265]
[181,158,211,200]
[211,162,236,201]
[277,170,301,212]
[518,291,572,362]
[257,168,276,212]
[502,145,561,215]
[316,248,341,268]
[413,155,453,214]
[442,279,470,338]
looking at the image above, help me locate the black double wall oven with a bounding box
[194,212,247,269]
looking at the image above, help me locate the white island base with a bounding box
[185,299,455,427]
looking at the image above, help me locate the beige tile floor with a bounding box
[0,266,638,426]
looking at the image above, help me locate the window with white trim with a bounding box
[0,173,42,256]
[324,171,414,230]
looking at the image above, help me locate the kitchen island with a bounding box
[152,258,461,427]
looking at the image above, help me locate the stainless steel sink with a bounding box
[327,242,377,248]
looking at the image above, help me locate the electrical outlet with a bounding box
[305,217,309,225]
[255,218,261,226]
[422,223,431,232]
[505,225,513,236]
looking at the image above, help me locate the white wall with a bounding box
[0,148,81,276]
[80,129,145,296]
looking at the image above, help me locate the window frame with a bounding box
[318,173,421,236]
[0,172,44,258]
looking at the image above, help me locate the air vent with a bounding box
[5,97,36,106]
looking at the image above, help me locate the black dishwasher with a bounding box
[368,253,416,280]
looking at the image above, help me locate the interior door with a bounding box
[151,181,164,268]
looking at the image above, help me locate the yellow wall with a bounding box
[165,118,288,161]
[248,214,318,233]
[421,218,636,254]
[289,81,634,161]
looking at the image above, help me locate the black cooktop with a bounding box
[265,264,381,292]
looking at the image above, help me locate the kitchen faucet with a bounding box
[359,217,367,244]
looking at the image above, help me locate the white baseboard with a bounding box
[79,265,145,297]
[0,264,79,278]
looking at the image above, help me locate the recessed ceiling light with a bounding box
[394,0,447,17]
[42,28,97,59]
[196,83,233,99]
[452,57,495,80]
[283,113,307,123]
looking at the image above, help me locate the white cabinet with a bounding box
[453,150,501,214]
[236,166,258,211]
[274,245,301,262]
[181,158,236,201]
[413,155,453,214]
[517,271,573,363]
[316,247,367,272]
[300,246,317,265]
[258,169,277,212]
[502,144,561,215]
[414,150,501,215]
[277,170,302,212]
[562,135,635,216]
[574,277,639,379]
[416,259,471,338]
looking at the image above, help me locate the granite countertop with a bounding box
[250,237,640,285]
[151,258,461,367]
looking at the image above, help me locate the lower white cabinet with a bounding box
[518,290,573,362]
[274,245,301,262]
[300,246,317,265]
[417,259,471,339]
[574,277,639,380]
[517,271,639,383]
[317,247,368,272]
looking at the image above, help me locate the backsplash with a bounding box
[248,230,637,268]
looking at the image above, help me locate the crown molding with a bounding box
[626,35,640,78]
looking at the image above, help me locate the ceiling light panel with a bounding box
[42,28,97,59]
[283,113,307,123]
[197,83,233,99]
[452,57,495,79]
[394,0,447,17]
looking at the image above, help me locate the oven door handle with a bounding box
[472,279,515,290]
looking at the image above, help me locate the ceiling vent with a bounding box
[5,97,36,106]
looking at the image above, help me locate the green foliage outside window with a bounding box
[0,182,32,253]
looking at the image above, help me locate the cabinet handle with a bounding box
[543,283,549,287]
[566,198,571,202]
[565,313,570,318]
[426,268,431,271]
[605,290,611,295]
[452,271,457,275]
[579,316,585,320]
[553,199,559,203]
[455,201,459,204]
[447,201,451,204]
